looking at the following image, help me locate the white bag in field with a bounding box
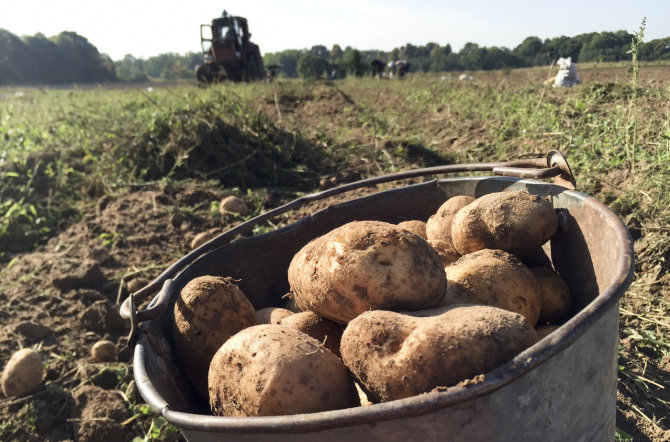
[553,57,581,87]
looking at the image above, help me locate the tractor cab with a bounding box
[197,10,265,83]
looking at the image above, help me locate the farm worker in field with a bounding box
[371,59,385,78]
[396,60,410,79]
[553,57,581,87]
[388,60,396,78]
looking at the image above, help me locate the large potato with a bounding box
[208,324,358,416]
[425,195,476,247]
[288,221,446,323]
[531,267,572,324]
[172,276,256,399]
[279,311,343,356]
[340,305,538,402]
[451,191,558,257]
[444,249,542,326]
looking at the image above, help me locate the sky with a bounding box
[1,1,667,61]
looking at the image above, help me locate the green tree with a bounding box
[343,49,367,76]
[513,36,546,66]
[297,52,330,79]
[0,29,31,84]
[310,45,329,58]
[578,31,632,62]
[330,44,343,60]
[51,31,116,83]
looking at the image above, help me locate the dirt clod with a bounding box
[69,385,129,442]
[79,300,128,334]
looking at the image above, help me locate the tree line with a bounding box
[267,31,670,79]
[1,28,669,85]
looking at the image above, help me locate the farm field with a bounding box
[1,62,669,441]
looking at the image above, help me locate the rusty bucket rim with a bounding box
[133,176,634,434]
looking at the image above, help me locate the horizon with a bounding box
[1,1,666,61]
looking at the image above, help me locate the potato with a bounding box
[288,221,446,323]
[531,267,572,324]
[172,276,256,399]
[256,307,294,324]
[425,195,476,246]
[91,340,117,362]
[208,324,358,416]
[397,220,427,239]
[444,249,542,326]
[451,190,558,257]
[279,311,343,356]
[1,348,43,397]
[219,195,248,215]
[340,305,538,402]
[427,239,461,267]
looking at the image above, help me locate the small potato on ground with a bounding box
[340,305,538,402]
[219,195,248,216]
[91,340,117,362]
[172,275,256,399]
[208,324,358,416]
[444,249,542,326]
[1,348,43,397]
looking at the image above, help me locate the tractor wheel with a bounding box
[196,65,213,84]
[246,52,264,81]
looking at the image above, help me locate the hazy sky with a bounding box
[1,1,666,60]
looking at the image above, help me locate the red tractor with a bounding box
[196,10,266,83]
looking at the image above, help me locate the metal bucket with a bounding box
[123,154,633,442]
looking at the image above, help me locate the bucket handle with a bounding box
[120,150,576,345]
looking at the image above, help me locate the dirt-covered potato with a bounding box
[288,220,446,323]
[172,276,256,399]
[425,195,476,246]
[208,324,358,416]
[91,340,117,362]
[1,348,43,397]
[219,195,248,216]
[444,249,543,326]
[451,191,558,257]
[279,311,343,356]
[340,305,538,402]
[397,220,427,239]
[256,307,294,324]
[531,267,572,324]
[427,239,461,267]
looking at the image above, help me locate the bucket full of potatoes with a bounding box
[122,153,633,441]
